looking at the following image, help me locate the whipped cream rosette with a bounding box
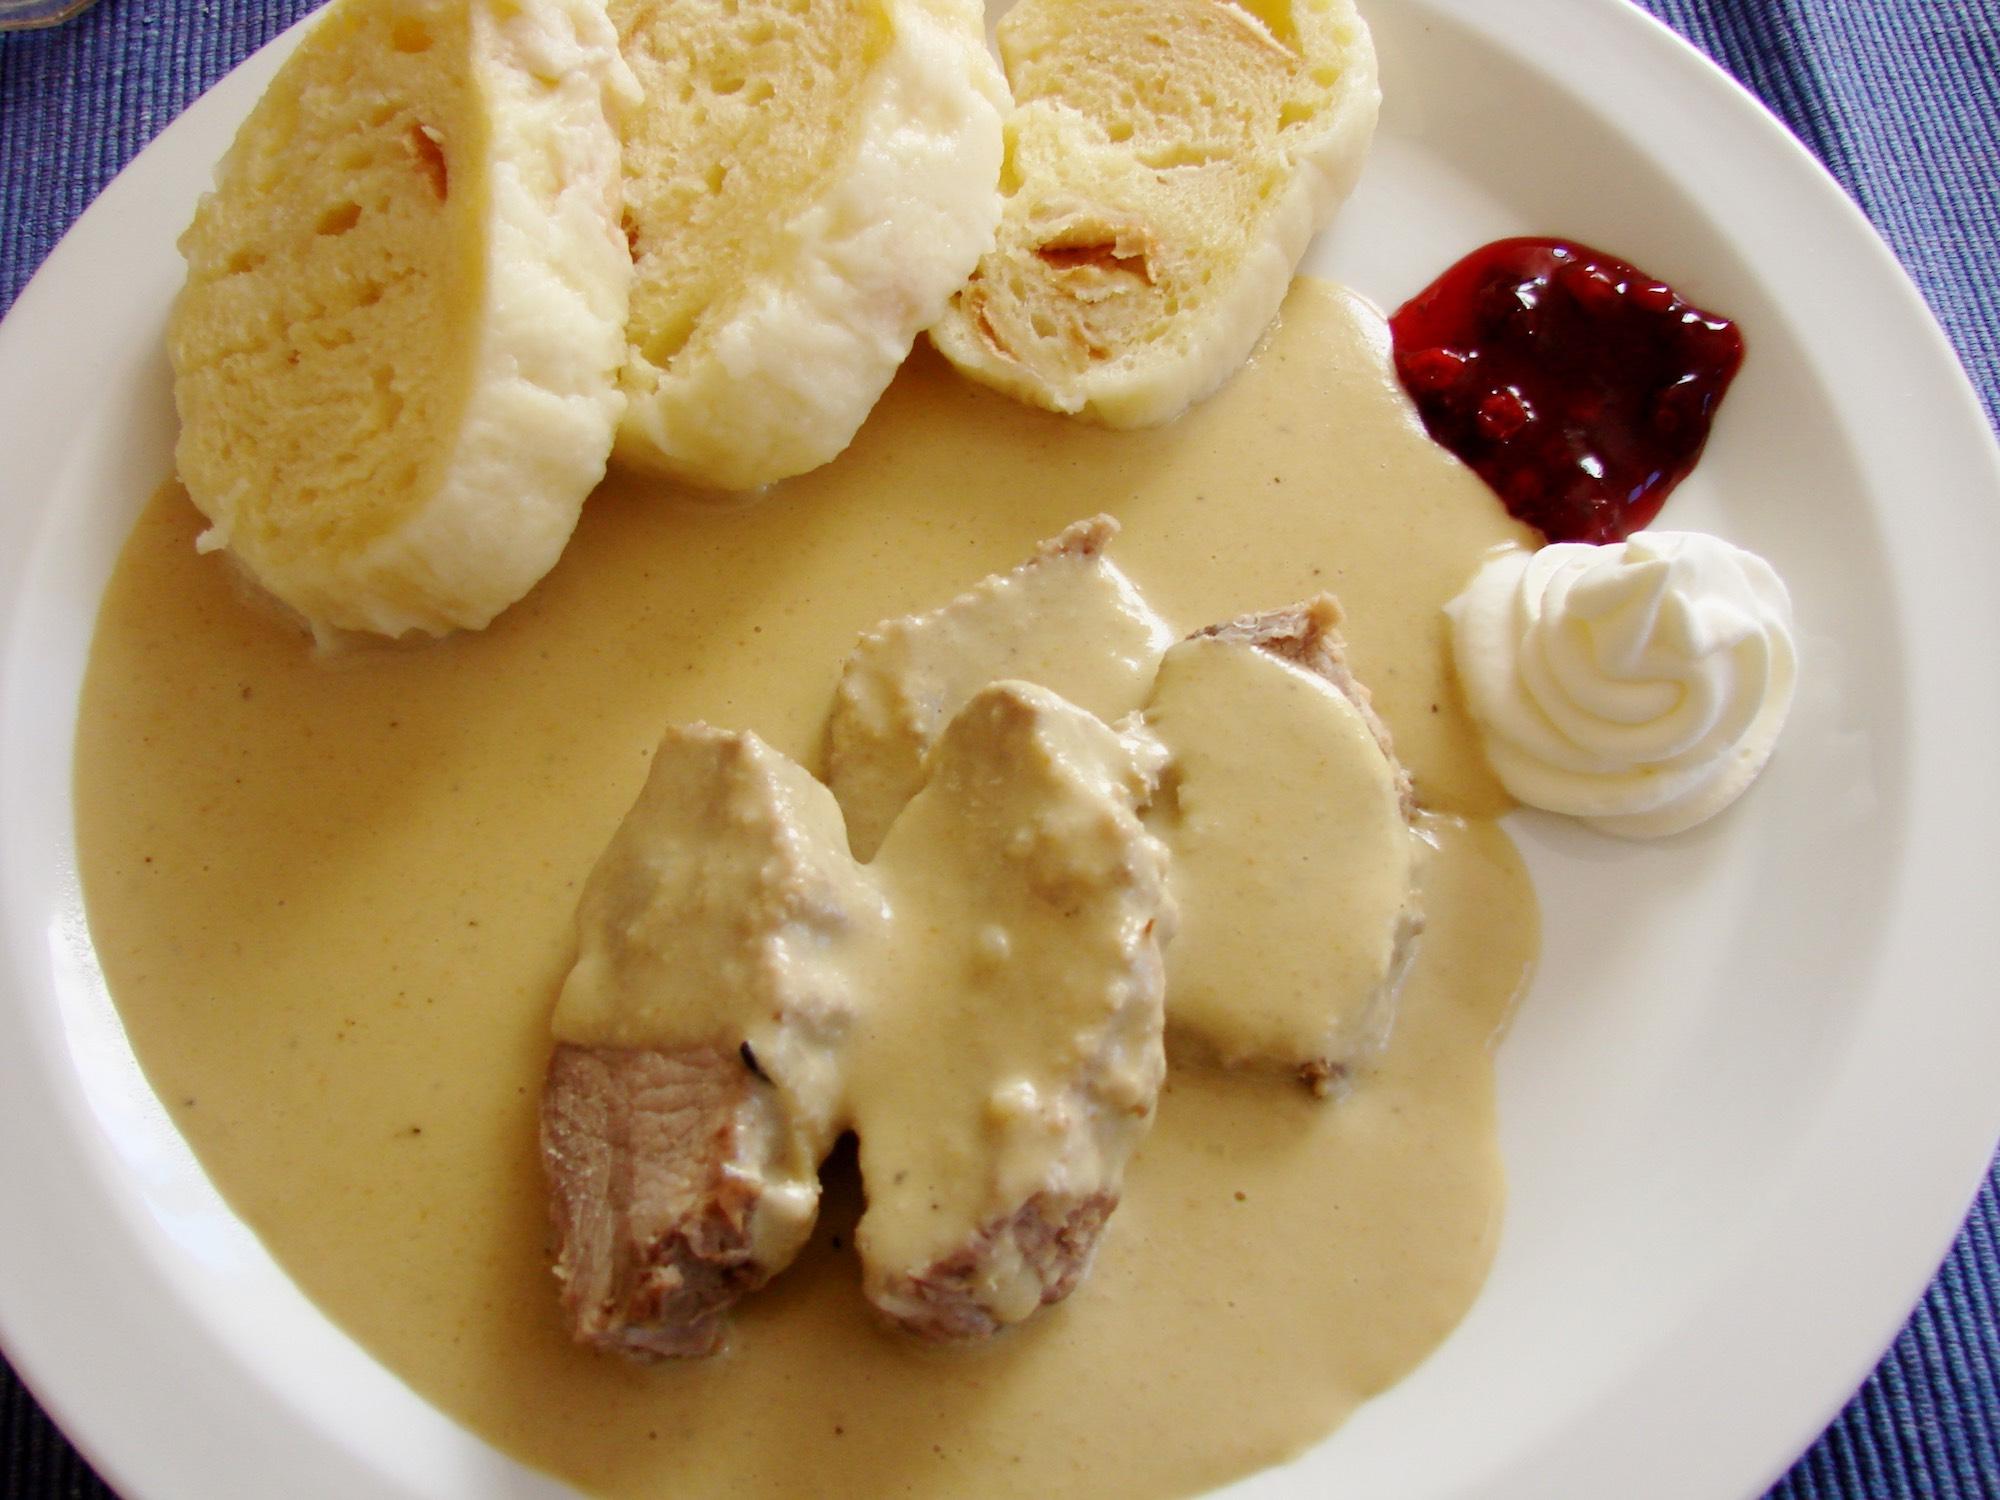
[1447,530,1797,838]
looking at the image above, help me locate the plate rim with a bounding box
[3,2,1999,1498]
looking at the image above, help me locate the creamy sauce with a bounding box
[852,685,1168,1317]
[553,724,877,1282]
[553,685,1173,1327]
[826,514,1174,859]
[75,281,1539,1498]
[828,526,1425,1089]
[553,725,879,1054]
[1143,631,1417,1078]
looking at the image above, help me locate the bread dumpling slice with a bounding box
[610,0,1007,490]
[930,0,1379,427]
[169,0,636,639]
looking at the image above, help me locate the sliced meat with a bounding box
[542,1042,793,1358]
[1189,596,1413,818]
[541,725,882,1358]
[544,685,1175,1355]
[826,515,1172,859]
[872,1191,1114,1341]
[852,682,1174,1338]
[1142,597,1424,1095]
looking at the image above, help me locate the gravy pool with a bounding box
[75,280,1538,1499]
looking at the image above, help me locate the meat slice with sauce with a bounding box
[541,727,882,1358]
[826,514,1172,859]
[1139,598,1424,1094]
[542,685,1173,1354]
[542,1042,805,1358]
[833,517,1425,1098]
[852,682,1175,1338]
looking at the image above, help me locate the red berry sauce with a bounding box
[1389,237,1744,545]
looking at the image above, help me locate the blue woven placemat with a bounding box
[2,2,1997,1496]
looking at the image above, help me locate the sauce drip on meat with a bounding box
[75,281,1540,1499]
[1140,624,1420,1084]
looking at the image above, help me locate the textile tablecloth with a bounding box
[2,0,1997,1495]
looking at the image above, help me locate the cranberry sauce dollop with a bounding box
[1389,238,1744,545]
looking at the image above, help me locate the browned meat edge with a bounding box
[540,1042,778,1359]
[873,1191,1116,1341]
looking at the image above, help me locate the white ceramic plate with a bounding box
[3,2,1998,1497]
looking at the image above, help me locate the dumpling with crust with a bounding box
[169,0,636,640]
[609,0,1008,490]
[931,0,1379,427]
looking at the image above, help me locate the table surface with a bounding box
[3,1,1998,1497]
